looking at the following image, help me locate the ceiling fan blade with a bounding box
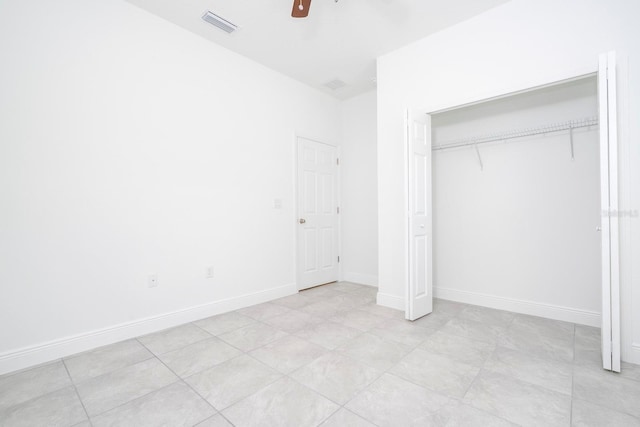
[291,0,311,18]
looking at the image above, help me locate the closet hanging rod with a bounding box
[432,116,599,151]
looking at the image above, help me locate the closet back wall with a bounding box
[432,78,600,324]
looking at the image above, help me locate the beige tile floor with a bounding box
[1,281,640,426]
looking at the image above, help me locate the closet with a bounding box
[430,77,600,323]
[405,54,619,371]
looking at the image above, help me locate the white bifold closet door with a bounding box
[599,51,620,372]
[405,110,433,321]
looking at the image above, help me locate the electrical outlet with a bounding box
[148,274,158,288]
[206,266,214,279]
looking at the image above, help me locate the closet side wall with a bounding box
[432,79,600,323]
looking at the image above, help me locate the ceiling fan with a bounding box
[292,0,339,18]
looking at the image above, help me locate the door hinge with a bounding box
[338,256,340,263]
[336,158,340,165]
[337,206,340,214]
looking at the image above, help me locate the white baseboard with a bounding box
[377,292,404,311]
[434,286,600,327]
[342,272,378,287]
[0,283,297,376]
[626,344,640,365]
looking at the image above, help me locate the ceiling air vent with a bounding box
[324,79,346,90]
[202,11,238,34]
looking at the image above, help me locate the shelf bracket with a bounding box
[569,126,575,160]
[474,144,484,171]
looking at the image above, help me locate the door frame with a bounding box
[293,132,342,291]
[407,56,622,371]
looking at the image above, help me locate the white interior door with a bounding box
[406,110,433,320]
[296,137,339,290]
[599,51,620,372]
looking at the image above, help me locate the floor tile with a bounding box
[390,348,480,398]
[0,386,86,427]
[300,286,346,299]
[438,400,518,426]
[0,360,71,411]
[325,282,371,293]
[64,339,153,383]
[319,408,375,427]
[158,337,242,378]
[571,398,640,427]
[328,309,388,332]
[195,414,233,427]
[358,303,405,319]
[498,317,574,363]
[412,311,456,329]
[294,321,362,350]
[194,311,256,336]
[237,302,291,321]
[433,299,468,317]
[298,299,350,318]
[620,362,640,383]
[370,318,438,347]
[263,309,323,334]
[75,358,177,416]
[346,374,452,427]
[418,330,495,367]
[464,370,571,427]
[217,322,288,352]
[349,287,378,299]
[222,377,339,427]
[291,352,381,404]
[249,335,327,374]
[574,347,602,370]
[326,292,375,310]
[484,346,572,394]
[12,296,640,427]
[138,323,211,355]
[573,366,640,418]
[185,354,281,410]
[575,325,600,351]
[512,314,575,338]
[458,306,515,328]
[440,318,507,344]
[338,333,411,371]
[91,381,215,427]
[270,293,318,310]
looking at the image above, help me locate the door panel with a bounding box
[297,137,339,290]
[599,51,620,372]
[406,110,433,320]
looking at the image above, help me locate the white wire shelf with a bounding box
[432,116,599,151]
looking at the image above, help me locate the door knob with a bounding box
[299,218,306,224]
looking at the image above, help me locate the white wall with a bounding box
[0,0,341,374]
[432,78,600,325]
[340,90,378,286]
[377,0,640,362]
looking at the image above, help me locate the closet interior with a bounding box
[430,76,601,320]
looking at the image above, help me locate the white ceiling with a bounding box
[126,0,509,100]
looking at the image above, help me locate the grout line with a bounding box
[79,354,184,420]
[61,359,94,427]
[150,354,221,421]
